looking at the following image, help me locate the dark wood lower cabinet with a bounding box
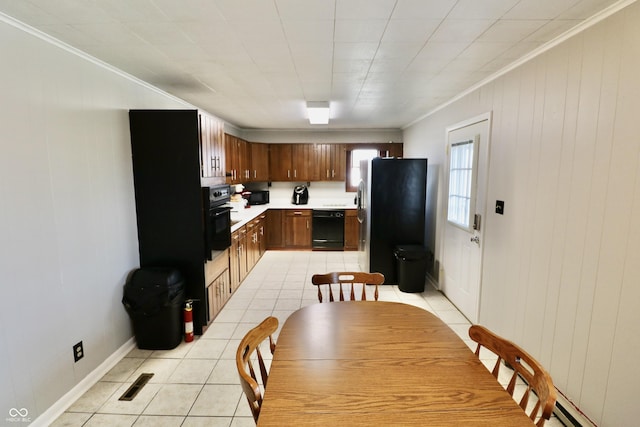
[344,209,360,250]
[267,209,285,249]
[284,210,312,249]
[267,208,357,250]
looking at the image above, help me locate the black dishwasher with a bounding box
[312,210,345,250]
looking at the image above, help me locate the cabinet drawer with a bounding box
[285,209,311,217]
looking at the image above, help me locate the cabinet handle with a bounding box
[326,169,329,178]
[294,170,297,178]
[294,211,302,215]
[287,170,290,178]
[332,169,335,178]
[211,157,215,169]
[254,170,257,178]
[306,220,309,229]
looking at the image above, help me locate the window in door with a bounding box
[447,137,479,230]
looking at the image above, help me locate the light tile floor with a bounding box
[52,250,565,426]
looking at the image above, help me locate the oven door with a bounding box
[204,205,232,259]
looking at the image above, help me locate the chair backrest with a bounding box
[236,316,278,423]
[468,325,557,427]
[311,272,384,302]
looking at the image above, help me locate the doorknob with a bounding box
[470,236,480,244]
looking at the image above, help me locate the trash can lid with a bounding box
[394,245,427,259]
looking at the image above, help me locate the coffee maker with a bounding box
[292,185,309,205]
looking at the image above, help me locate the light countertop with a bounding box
[230,201,356,232]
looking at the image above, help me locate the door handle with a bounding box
[470,236,480,244]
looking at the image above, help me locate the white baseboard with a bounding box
[425,273,440,290]
[554,391,597,427]
[30,337,136,427]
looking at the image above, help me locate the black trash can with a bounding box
[122,267,185,350]
[394,245,428,293]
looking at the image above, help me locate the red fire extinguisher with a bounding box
[184,300,194,342]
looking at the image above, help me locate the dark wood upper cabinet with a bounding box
[315,143,345,181]
[250,143,269,181]
[269,144,293,181]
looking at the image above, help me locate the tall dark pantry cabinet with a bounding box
[128,109,224,335]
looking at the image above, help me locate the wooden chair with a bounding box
[311,272,384,302]
[468,325,557,427]
[236,316,278,423]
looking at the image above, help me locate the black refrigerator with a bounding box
[357,158,428,284]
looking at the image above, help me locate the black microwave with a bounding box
[248,190,269,205]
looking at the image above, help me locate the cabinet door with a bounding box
[214,119,226,179]
[230,229,241,291]
[225,134,238,183]
[226,135,252,183]
[250,143,270,181]
[218,272,230,307]
[200,115,225,180]
[292,144,313,181]
[267,209,284,248]
[329,144,346,181]
[284,210,311,248]
[314,143,329,180]
[269,144,293,181]
[200,114,213,178]
[206,268,229,322]
[314,143,345,181]
[344,209,359,250]
[239,227,249,282]
[206,282,216,323]
[258,213,267,256]
[238,138,249,181]
[245,219,258,271]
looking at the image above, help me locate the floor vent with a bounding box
[118,373,154,401]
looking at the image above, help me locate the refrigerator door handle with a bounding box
[356,180,365,223]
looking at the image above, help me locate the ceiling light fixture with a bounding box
[306,101,330,124]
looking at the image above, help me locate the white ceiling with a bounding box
[0,0,624,130]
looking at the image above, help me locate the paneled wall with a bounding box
[403,3,640,425]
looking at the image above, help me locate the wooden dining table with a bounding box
[257,301,534,426]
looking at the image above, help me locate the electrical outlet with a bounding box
[495,200,505,215]
[73,341,84,362]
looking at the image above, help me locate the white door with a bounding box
[441,114,491,323]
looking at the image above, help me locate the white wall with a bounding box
[0,17,191,421]
[403,3,640,426]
